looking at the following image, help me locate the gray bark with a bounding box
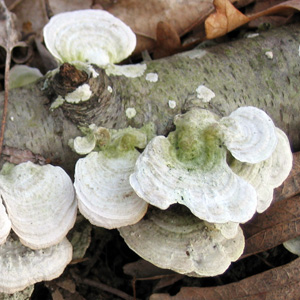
[1,23,300,174]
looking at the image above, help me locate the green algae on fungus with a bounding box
[73,124,156,229]
[130,106,292,224]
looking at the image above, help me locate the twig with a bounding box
[44,0,53,19]
[83,278,141,300]
[70,269,140,300]
[0,47,11,158]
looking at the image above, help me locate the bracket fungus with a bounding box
[43,9,146,79]
[119,206,245,277]
[0,234,72,294]
[230,127,293,212]
[130,106,292,224]
[43,9,136,67]
[0,161,77,249]
[74,125,155,229]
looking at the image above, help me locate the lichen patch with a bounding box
[196,85,215,102]
[126,107,137,119]
[146,73,158,82]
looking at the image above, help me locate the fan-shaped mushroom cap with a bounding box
[43,9,136,66]
[74,125,155,229]
[0,235,72,294]
[230,128,293,212]
[0,162,77,249]
[220,106,277,163]
[0,199,11,245]
[130,109,257,224]
[119,206,245,277]
[9,65,42,90]
[283,236,300,256]
[75,150,148,229]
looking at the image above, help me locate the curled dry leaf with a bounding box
[205,0,300,40]
[205,0,250,39]
[241,194,300,258]
[150,257,300,300]
[103,0,215,53]
[274,151,300,202]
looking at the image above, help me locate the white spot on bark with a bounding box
[265,51,273,59]
[10,116,14,121]
[146,73,158,82]
[179,49,207,59]
[126,107,137,119]
[246,33,259,39]
[168,100,176,109]
[65,84,92,103]
[196,85,215,102]
[107,86,113,93]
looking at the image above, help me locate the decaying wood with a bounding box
[0,23,299,174]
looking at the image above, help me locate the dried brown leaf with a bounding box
[241,194,300,258]
[205,0,300,39]
[240,152,300,258]
[249,0,300,19]
[273,151,300,202]
[205,0,250,39]
[150,257,300,300]
[102,0,215,54]
[153,21,181,59]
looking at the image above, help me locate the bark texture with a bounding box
[1,23,300,174]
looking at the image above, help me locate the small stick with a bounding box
[0,48,11,158]
[82,278,140,300]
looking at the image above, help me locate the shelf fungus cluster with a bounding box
[70,105,292,277]
[0,162,77,293]
[119,106,292,276]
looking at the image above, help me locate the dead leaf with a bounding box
[274,151,300,202]
[249,0,300,19]
[10,0,92,35]
[150,257,300,300]
[124,259,175,278]
[205,0,250,39]
[205,0,300,39]
[0,0,24,52]
[241,194,300,258]
[240,152,300,258]
[153,22,181,59]
[101,0,215,54]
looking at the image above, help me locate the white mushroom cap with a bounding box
[283,236,300,256]
[119,206,245,277]
[0,235,72,294]
[75,151,148,229]
[43,9,136,66]
[9,65,42,90]
[220,106,277,163]
[0,199,11,245]
[0,162,77,249]
[74,125,155,229]
[130,109,257,224]
[230,128,293,213]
